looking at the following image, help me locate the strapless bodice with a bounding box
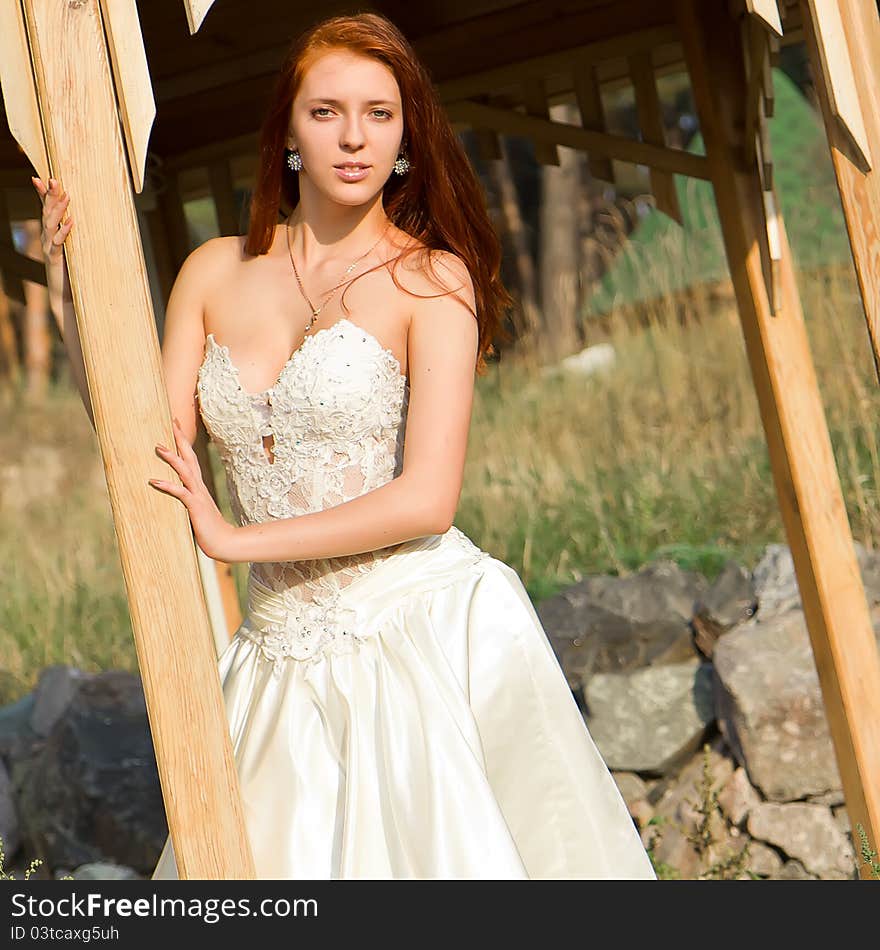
[196,317,412,613]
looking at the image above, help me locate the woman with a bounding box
[35,12,655,880]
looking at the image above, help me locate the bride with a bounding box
[34,11,655,880]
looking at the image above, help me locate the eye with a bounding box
[372,109,393,119]
[311,107,334,118]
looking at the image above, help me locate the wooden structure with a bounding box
[0,0,878,879]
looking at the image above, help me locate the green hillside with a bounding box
[583,68,851,317]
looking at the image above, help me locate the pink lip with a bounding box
[334,165,370,181]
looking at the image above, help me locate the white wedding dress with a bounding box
[150,317,655,880]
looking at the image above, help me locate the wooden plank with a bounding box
[678,0,880,877]
[742,15,769,166]
[746,0,784,35]
[804,0,872,170]
[628,50,682,224]
[20,0,254,879]
[445,99,711,180]
[572,58,615,184]
[522,78,560,166]
[801,0,880,381]
[181,0,217,35]
[98,0,155,195]
[0,0,49,180]
[437,24,679,104]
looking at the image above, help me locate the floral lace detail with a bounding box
[239,592,363,677]
[196,318,414,666]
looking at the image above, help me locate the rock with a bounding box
[713,609,843,801]
[641,818,699,879]
[68,862,141,881]
[652,740,734,838]
[612,772,653,828]
[539,560,706,692]
[753,541,880,620]
[750,545,803,619]
[692,560,756,658]
[0,693,38,763]
[769,859,815,879]
[30,666,91,737]
[807,789,845,808]
[0,759,20,858]
[718,766,762,827]
[629,799,655,831]
[611,771,649,806]
[583,658,715,775]
[747,802,855,879]
[832,805,851,837]
[744,840,784,877]
[16,671,166,875]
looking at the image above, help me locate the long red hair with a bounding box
[244,11,512,375]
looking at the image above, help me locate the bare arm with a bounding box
[32,176,95,432]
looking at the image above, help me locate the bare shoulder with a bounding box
[181,235,239,280]
[393,242,476,316]
[399,246,479,376]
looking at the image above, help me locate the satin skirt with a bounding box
[150,526,656,880]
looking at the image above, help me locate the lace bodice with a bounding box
[197,318,411,618]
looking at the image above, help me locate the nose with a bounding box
[339,115,366,152]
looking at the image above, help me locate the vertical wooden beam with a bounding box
[522,78,561,166]
[19,0,254,878]
[572,58,616,186]
[628,50,682,223]
[798,0,880,383]
[677,0,880,877]
[156,164,243,646]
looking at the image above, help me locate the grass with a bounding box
[1,256,880,708]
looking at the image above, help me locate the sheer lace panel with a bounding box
[196,319,411,614]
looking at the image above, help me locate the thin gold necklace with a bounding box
[285,213,390,331]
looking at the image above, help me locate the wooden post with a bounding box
[17,0,254,878]
[152,163,243,646]
[677,0,880,878]
[798,0,880,384]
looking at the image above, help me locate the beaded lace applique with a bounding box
[196,319,413,670]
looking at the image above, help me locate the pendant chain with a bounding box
[285,211,389,332]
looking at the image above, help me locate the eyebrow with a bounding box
[305,98,397,107]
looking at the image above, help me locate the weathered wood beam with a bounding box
[628,50,682,224]
[572,58,615,186]
[522,79,560,167]
[799,0,880,381]
[804,0,872,171]
[445,99,711,181]
[16,0,254,879]
[679,0,880,877]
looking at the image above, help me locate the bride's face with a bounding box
[288,50,405,207]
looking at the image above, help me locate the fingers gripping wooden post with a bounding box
[677,0,880,878]
[17,1,254,877]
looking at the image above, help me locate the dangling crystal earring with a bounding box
[393,152,410,175]
[287,148,303,172]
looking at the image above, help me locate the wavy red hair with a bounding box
[243,11,512,375]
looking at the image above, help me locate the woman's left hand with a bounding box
[149,417,237,562]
